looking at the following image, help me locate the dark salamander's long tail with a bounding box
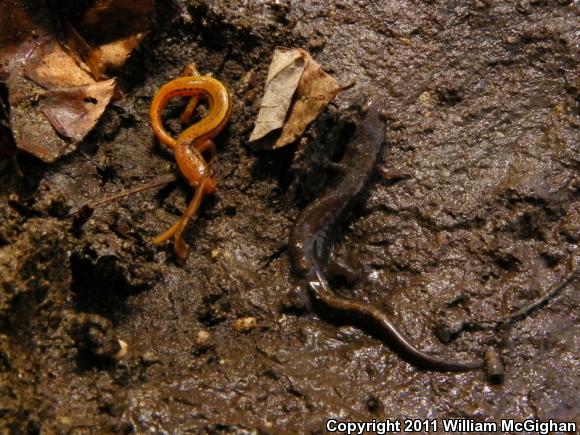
[308,272,483,372]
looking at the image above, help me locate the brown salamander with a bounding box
[289,99,483,372]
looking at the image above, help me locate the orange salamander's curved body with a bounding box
[149,65,231,264]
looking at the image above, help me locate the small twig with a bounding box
[499,268,578,327]
[68,175,178,217]
[461,268,578,333]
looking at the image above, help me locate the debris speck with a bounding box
[231,317,257,332]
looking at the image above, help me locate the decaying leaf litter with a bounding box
[1,0,579,432]
[249,47,339,149]
[0,0,153,162]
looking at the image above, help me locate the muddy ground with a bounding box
[1,0,579,433]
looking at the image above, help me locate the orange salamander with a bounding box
[149,64,231,264]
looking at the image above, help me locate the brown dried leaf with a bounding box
[61,20,107,81]
[249,48,339,149]
[249,48,306,143]
[8,73,76,162]
[0,1,47,78]
[274,51,339,148]
[0,0,152,161]
[98,33,147,71]
[80,0,154,41]
[25,39,94,88]
[8,74,115,162]
[41,79,116,141]
[74,0,154,78]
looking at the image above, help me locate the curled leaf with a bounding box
[0,0,153,162]
[249,49,305,143]
[41,79,116,141]
[275,51,339,148]
[25,39,94,88]
[8,75,115,162]
[64,0,154,79]
[249,48,339,149]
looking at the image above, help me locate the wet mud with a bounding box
[1,0,578,432]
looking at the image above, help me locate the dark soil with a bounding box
[1,0,579,433]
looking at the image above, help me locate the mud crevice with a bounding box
[70,250,145,322]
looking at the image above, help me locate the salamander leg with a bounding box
[152,219,181,245]
[179,96,200,125]
[152,179,206,265]
[172,178,207,265]
[180,63,201,77]
[195,139,217,162]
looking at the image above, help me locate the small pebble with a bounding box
[366,395,384,415]
[192,329,212,354]
[485,347,505,384]
[141,351,160,365]
[418,91,435,107]
[434,310,466,344]
[231,317,257,332]
[115,339,128,359]
[195,330,211,347]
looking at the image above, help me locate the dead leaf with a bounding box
[249,49,305,143]
[98,34,147,71]
[249,48,339,149]
[0,0,152,162]
[41,79,116,141]
[8,73,77,162]
[25,39,94,88]
[0,1,47,77]
[275,51,339,148]
[80,0,153,42]
[60,0,154,79]
[8,73,116,162]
